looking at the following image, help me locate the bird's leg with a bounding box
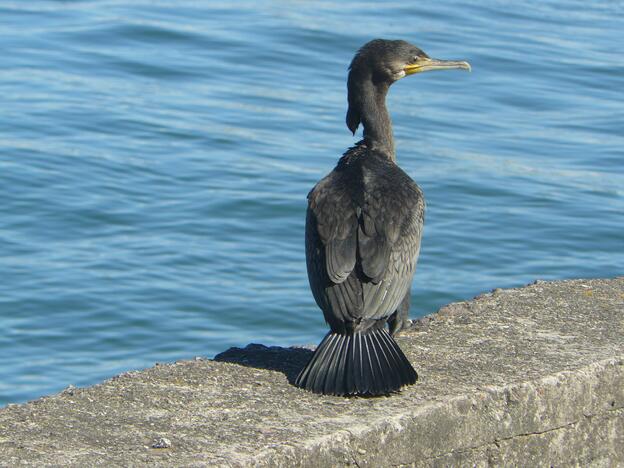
[388,288,412,336]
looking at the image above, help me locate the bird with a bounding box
[295,39,470,396]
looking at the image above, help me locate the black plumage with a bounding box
[295,39,470,396]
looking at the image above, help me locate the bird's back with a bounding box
[305,143,425,333]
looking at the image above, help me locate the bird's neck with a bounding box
[359,80,395,159]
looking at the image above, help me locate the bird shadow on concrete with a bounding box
[214,343,313,385]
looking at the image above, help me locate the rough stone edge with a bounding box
[246,357,624,467]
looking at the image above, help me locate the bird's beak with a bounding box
[404,57,471,76]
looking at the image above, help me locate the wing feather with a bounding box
[305,147,425,331]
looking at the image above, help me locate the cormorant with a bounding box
[295,39,470,396]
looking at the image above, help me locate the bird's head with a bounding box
[347,39,470,134]
[349,38,471,84]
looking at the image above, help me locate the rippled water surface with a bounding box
[1,0,622,405]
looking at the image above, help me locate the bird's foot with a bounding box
[388,317,414,337]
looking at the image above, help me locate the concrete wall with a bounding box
[0,278,622,466]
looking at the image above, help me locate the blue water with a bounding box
[1,1,622,406]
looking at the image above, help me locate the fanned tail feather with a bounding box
[294,328,417,396]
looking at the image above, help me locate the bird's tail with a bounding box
[294,328,417,396]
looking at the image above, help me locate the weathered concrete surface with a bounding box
[0,278,622,467]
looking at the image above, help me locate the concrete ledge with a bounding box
[1,278,622,466]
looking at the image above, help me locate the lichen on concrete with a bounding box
[0,278,622,466]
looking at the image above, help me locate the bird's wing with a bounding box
[357,158,425,320]
[307,172,358,284]
[306,172,360,325]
